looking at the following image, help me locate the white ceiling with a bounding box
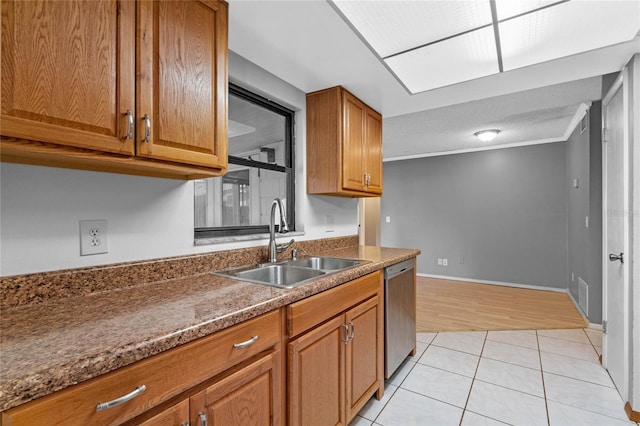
[332,0,640,94]
[228,0,640,159]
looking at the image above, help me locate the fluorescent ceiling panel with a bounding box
[500,0,640,71]
[385,26,499,93]
[333,0,492,58]
[494,0,564,20]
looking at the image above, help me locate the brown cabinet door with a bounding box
[1,0,135,154]
[341,91,365,192]
[137,0,228,169]
[364,108,383,194]
[138,399,190,426]
[344,297,381,423]
[288,315,346,426]
[191,351,282,426]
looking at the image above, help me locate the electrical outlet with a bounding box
[443,258,448,266]
[437,258,443,266]
[326,215,335,232]
[80,220,108,256]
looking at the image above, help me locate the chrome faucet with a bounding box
[268,198,293,262]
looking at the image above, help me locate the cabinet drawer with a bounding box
[2,309,281,426]
[287,271,381,338]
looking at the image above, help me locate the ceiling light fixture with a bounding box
[474,129,500,142]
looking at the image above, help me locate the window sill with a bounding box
[194,231,305,246]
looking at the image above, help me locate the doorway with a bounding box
[602,71,630,401]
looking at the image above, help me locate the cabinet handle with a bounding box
[124,109,134,140]
[199,412,207,426]
[233,335,259,349]
[342,324,350,344]
[349,321,355,341]
[143,114,151,143]
[95,385,146,411]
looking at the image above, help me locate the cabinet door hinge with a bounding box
[602,320,607,335]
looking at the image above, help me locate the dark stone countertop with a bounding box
[0,245,419,412]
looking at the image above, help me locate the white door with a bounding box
[602,76,629,398]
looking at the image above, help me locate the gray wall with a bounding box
[566,102,603,323]
[381,143,568,289]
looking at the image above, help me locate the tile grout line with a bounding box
[458,331,488,426]
[536,330,551,426]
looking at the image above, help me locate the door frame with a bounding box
[601,68,631,401]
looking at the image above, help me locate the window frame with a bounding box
[194,83,295,239]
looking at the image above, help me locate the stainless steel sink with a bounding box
[287,256,363,270]
[236,264,325,287]
[213,263,325,288]
[212,256,366,289]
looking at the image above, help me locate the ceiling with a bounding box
[228,0,640,159]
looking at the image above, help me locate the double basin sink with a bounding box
[212,256,366,289]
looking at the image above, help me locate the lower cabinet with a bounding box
[1,310,283,426]
[189,350,282,426]
[137,400,190,426]
[287,272,384,426]
[134,350,281,426]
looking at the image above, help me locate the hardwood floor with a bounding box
[417,276,587,332]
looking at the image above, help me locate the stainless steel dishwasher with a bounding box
[384,258,417,378]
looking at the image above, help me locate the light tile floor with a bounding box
[352,328,639,426]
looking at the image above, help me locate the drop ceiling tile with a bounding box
[385,26,499,94]
[333,0,492,58]
[500,0,640,71]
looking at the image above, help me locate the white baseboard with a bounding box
[418,273,567,293]
[588,323,603,331]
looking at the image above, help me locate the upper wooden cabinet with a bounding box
[306,86,383,197]
[0,0,228,179]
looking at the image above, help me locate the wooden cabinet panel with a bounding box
[138,399,189,426]
[191,350,282,426]
[306,86,382,197]
[363,109,383,194]
[288,316,346,426]
[1,0,135,154]
[345,297,381,422]
[137,0,228,169]
[342,92,366,192]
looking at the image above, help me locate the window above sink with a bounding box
[194,83,296,240]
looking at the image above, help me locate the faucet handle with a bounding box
[291,247,306,260]
[276,238,295,254]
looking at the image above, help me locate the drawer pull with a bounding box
[95,385,147,411]
[199,412,208,426]
[233,335,259,349]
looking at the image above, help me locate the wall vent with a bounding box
[578,277,589,316]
